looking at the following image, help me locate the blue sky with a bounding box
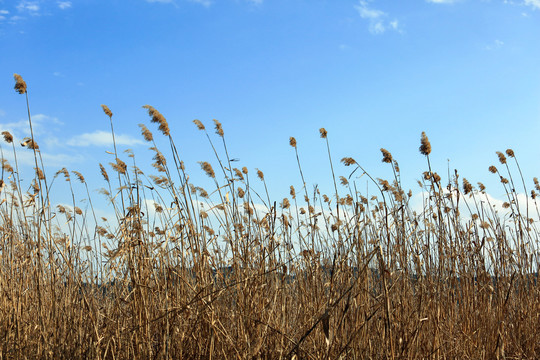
[0,0,539,207]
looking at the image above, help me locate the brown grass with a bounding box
[0,75,539,359]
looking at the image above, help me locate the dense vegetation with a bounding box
[1,74,538,359]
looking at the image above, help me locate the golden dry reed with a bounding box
[0,75,539,359]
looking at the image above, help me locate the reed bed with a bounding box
[0,74,539,359]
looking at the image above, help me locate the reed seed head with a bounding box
[213,119,224,137]
[234,168,244,180]
[496,151,507,165]
[138,124,153,142]
[319,128,327,138]
[419,132,431,156]
[257,169,264,181]
[380,148,392,163]
[478,182,486,191]
[238,187,245,198]
[289,137,297,148]
[2,131,13,143]
[13,74,27,94]
[101,105,113,118]
[35,167,45,180]
[506,149,515,158]
[199,161,215,178]
[341,157,356,166]
[290,185,296,199]
[21,137,39,149]
[463,178,472,195]
[99,163,110,182]
[193,119,205,131]
[72,171,85,183]
[2,159,13,173]
[142,105,170,136]
[110,159,127,175]
[489,166,497,174]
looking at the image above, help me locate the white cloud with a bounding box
[0,10,9,14]
[354,1,401,34]
[246,0,263,4]
[57,1,72,9]
[0,147,84,167]
[0,114,61,141]
[484,39,504,50]
[66,130,144,147]
[524,0,540,9]
[16,1,40,13]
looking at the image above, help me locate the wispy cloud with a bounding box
[484,39,504,50]
[1,148,84,167]
[524,0,540,9]
[0,114,62,140]
[66,130,144,147]
[246,0,263,4]
[146,0,175,3]
[354,0,401,34]
[57,1,72,10]
[16,1,40,14]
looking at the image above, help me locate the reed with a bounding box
[0,74,539,359]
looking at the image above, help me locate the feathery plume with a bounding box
[213,119,224,137]
[1,131,13,143]
[199,161,215,178]
[193,119,205,131]
[419,132,431,156]
[289,137,297,148]
[380,148,392,163]
[496,151,507,165]
[319,128,327,138]
[138,124,153,142]
[13,74,27,94]
[341,157,356,166]
[35,167,45,180]
[99,163,110,181]
[101,105,113,117]
[142,105,170,136]
[72,171,85,183]
[21,137,39,149]
[463,178,472,195]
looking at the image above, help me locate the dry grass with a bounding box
[0,74,539,359]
